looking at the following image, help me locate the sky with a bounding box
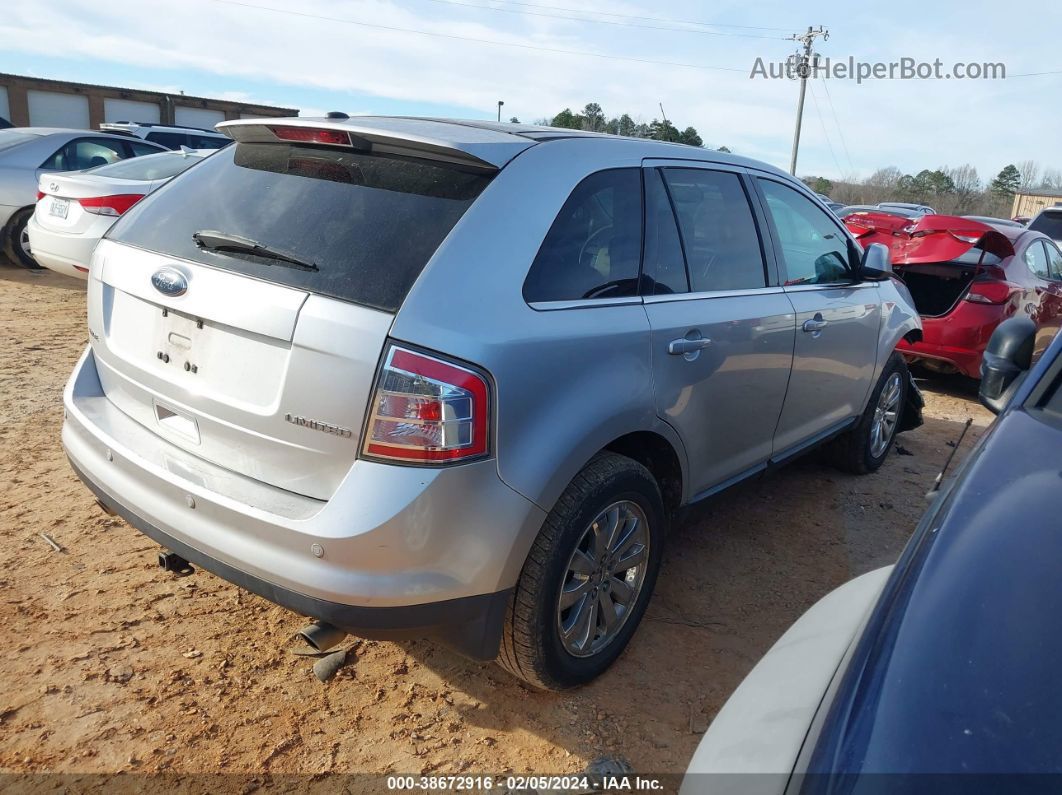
[1,0,1060,183]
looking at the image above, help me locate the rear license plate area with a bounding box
[49,198,69,219]
[154,307,210,373]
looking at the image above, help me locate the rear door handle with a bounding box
[802,315,828,334]
[668,337,712,355]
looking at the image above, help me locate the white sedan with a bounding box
[27,148,211,279]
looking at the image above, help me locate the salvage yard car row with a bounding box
[2,113,1060,788]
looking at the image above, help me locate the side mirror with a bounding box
[979,317,1036,414]
[857,242,892,281]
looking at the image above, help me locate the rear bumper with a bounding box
[26,215,96,279]
[72,461,510,659]
[897,304,1009,378]
[62,346,545,659]
[898,340,983,378]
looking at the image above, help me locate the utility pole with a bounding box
[658,102,673,140]
[497,100,504,122]
[788,25,828,176]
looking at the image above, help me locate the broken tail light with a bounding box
[362,345,490,464]
[79,194,145,216]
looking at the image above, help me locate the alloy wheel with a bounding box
[870,372,903,458]
[19,225,31,259]
[556,500,650,658]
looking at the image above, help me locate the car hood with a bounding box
[802,403,1062,777]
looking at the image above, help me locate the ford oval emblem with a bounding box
[151,268,188,297]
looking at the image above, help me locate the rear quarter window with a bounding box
[106,143,492,312]
[522,168,642,303]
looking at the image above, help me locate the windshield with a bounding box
[1029,211,1062,240]
[107,143,493,312]
[86,151,205,181]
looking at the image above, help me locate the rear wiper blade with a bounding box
[192,230,319,272]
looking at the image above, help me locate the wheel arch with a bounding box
[603,429,685,514]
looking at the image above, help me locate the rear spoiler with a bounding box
[844,213,1015,265]
[217,118,531,170]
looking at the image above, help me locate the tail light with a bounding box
[965,280,1016,305]
[270,126,350,146]
[362,345,490,464]
[79,194,145,216]
[36,190,45,200]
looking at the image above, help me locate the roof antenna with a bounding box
[326,111,350,120]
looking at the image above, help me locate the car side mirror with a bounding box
[979,317,1036,414]
[857,242,892,281]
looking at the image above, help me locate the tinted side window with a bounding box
[146,131,189,149]
[759,178,853,285]
[42,138,126,170]
[641,169,688,295]
[523,168,642,303]
[188,134,229,149]
[662,168,766,292]
[1025,241,1050,279]
[1029,211,1062,241]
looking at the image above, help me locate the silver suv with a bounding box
[63,117,922,690]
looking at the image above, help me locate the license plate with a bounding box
[49,198,69,219]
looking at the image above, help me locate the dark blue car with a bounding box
[683,318,1062,794]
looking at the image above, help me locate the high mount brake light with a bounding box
[362,346,490,464]
[269,126,351,146]
[965,280,1015,305]
[79,194,145,216]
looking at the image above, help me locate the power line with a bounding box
[818,76,854,174]
[1009,69,1062,77]
[207,0,751,72]
[807,79,843,178]
[470,0,796,32]
[411,0,789,39]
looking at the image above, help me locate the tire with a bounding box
[827,352,909,475]
[497,452,665,691]
[4,208,42,269]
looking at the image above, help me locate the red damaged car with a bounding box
[846,214,1062,377]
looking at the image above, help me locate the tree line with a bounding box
[524,102,727,150]
[803,160,1060,217]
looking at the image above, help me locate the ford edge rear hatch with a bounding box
[91,121,506,500]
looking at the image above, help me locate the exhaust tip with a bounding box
[158,550,194,577]
[297,621,347,652]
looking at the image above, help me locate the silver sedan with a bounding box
[0,128,165,268]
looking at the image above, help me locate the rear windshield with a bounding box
[87,151,204,181]
[1029,211,1062,240]
[107,143,492,311]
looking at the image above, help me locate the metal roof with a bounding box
[220,115,788,176]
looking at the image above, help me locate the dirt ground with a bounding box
[0,264,994,783]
